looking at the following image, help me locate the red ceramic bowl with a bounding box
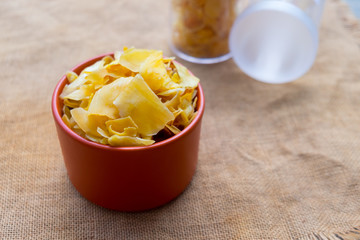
[51,53,205,211]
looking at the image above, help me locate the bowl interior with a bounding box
[51,53,205,151]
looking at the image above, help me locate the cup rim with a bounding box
[51,53,205,152]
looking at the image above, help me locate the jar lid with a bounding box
[229,1,319,84]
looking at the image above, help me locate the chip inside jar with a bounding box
[60,47,200,147]
[171,0,237,59]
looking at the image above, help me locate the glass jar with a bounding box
[170,0,238,64]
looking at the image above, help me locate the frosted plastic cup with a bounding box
[229,0,325,83]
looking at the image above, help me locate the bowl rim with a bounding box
[51,53,205,152]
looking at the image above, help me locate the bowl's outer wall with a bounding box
[52,54,204,211]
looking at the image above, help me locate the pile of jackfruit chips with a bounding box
[60,47,200,147]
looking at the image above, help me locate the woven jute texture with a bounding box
[1,0,360,239]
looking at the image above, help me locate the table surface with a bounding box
[1,0,360,239]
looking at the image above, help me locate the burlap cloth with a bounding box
[1,0,360,239]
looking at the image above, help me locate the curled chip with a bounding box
[60,47,200,147]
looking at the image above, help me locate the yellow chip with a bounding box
[108,127,138,137]
[79,93,94,110]
[106,63,134,78]
[113,74,174,136]
[85,68,108,90]
[119,47,159,72]
[60,74,88,100]
[173,61,200,89]
[72,125,86,138]
[63,84,95,102]
[164,91,181,111]
[62,114,75,129]
[108,135,155,147]
[101,55,114,66]
[180,93,195,122]
[140,51,178,92]
[82,57,109,73]
[170,72,181,84]
[71,108,108,138]
[166,124,181,135]
[85,134,104,144]
[63,57,110,97]
[97,127,110,138]
[63,98,81,108]
[106,116,138,137]
[114,51,122,62]
[88,77,132,119]
[66,71,78,83]
[157,88,185,100]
